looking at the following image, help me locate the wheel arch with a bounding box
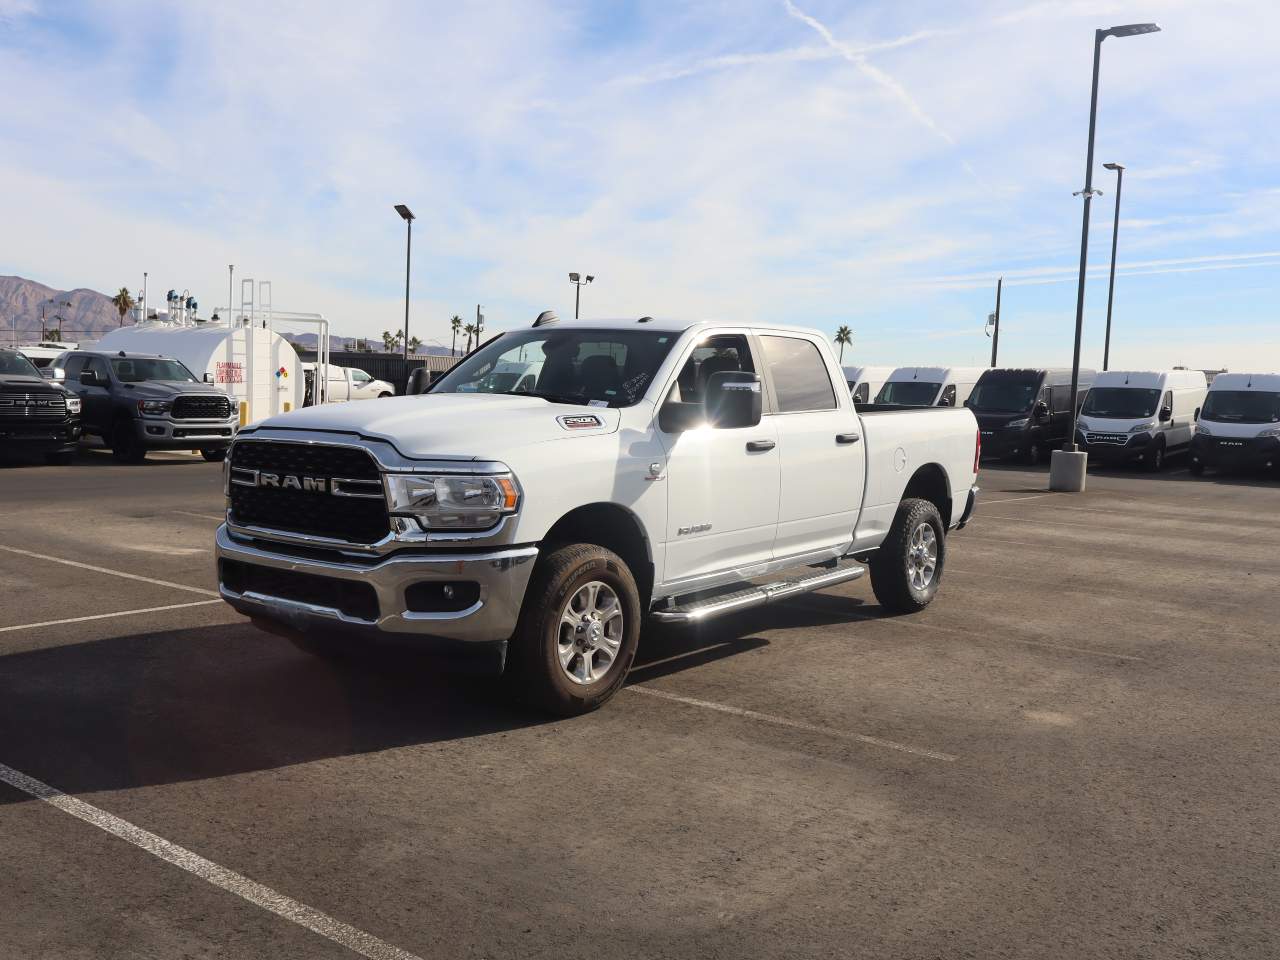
[541,502,655,609]
[901,462,953,528]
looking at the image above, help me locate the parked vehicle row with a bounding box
[215,315,981,714]
[0,349,82,464]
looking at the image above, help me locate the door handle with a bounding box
[746,439,776,452]
[836,433,861,444]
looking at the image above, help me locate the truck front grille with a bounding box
[1085,432,1129,445]
[0,392,66,418]
[173,395,232,420]
[228,440,390,544]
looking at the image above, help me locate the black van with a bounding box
[967,367,1096,465]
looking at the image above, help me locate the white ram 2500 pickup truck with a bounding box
[216,317,980,714]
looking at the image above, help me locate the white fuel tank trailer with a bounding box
[95,321,303,425]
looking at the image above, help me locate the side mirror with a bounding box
[938,396,953,407]
[1193,406,1201,420]
[203,372,213,383]
[705,371,762,429]
[1035,400,1050,420]
[1159,406,1172,423]
[406,368,432,395]
[42,367,65,381]
[79,370,98,385]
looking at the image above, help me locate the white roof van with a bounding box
[873,367,986,408]
[1077,369,1208,471]
[842,365,895,405]
[1190,372,1280,475]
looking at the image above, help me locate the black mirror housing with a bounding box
[1035,400,1050,419]
[1159,406,1173,423]
[658,401,703,434]
[705,371,762,429]
[78,370,97,385]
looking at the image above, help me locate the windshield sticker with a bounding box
[588,399,609,408]
[559,414,603,429]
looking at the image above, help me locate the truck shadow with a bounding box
[0,616,777,801]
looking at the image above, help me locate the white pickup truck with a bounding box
[304,363,396,403]
[216,316,980,714]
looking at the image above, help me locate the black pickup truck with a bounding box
[0,349,82,464]
[56,350,238,463]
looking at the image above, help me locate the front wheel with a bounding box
[1146,439,1166,472]
[507,543,641,716]
[111,421,146,463]
[870,498,946,614]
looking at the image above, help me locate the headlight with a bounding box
[1129,422,1155,434]
[65,396,82,414]
[1258,426,1280,439]
[1195,423,1212,436]
[1006,418,1029,429]
[137,399,170,415]
[385,473,520,530]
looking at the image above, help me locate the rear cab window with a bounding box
[759,336,836,413]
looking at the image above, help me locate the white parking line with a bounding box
[627,685,958,762]
[0,762,424,960]
[0,546,218,598]
[980,493,1060,505]
[0,600,223,634]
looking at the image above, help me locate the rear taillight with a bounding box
[974,428,981,474]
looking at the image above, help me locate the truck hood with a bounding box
[0,375,69,394]
[121,381,228,400]
[252,393,621,459]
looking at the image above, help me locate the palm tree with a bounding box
[450,315,463,355]
[834,325,853,363]
[111,287,135,327]
[464,323,478,352]
[408,335,422,354]
[381,330,395,352]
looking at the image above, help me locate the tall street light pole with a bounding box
[1057,22,1160,487]
[394,205,415,359]
[1101,162,1125,371]
[568,272,594,319]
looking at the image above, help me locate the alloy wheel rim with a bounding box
[556,580,624,685]
[907,522,938,591]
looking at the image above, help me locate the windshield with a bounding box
[1081,387,1161,419]
[0,352,41,377]
[967,377,1039,413]
[1200,390,1280,424]
[431,328,677,407]
[110,357,198,383]
[874,381,941,406]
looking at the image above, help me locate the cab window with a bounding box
[671,335,755,405]
[760,336,835,413]
[939,384,957,407]
[853,382,870,405]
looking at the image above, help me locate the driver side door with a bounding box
[657,334,781,589]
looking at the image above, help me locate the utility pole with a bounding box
[476,304,483,342]
[990,276,1002,367]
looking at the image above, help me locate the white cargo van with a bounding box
[1190,372,1280,476]
[1077,369,1208,471]
[842,365,895,405]
[873,367,985,408]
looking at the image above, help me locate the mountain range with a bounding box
[0,275,124,345]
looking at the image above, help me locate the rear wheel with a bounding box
[1024,442,1042,467]
[506,543,641,716]
[111,420,146,463]
[200,448,227,462]
[870,498,946,614]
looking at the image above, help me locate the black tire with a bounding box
[43,450,75,465]
[200,448,227,462]
[1146,439,1166,472]
[870,498,946,614]
[378,392,392,399]
[506,543,641,716]
[1188,460,1205,477]
[111,420,146,463]
[1024,442,1042,467]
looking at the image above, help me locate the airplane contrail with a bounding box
[782,0,960,151]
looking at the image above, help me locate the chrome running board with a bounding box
[650,559,866,624]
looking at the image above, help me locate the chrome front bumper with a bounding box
[138,416,238,446]
[215,523,538,647]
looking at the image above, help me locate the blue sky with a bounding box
[1,0,1277,370]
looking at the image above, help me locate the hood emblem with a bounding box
[558,414,603,430]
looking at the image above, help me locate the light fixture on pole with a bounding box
[568,272,594,319]
[1053,22,1160,492]
[984,276,1003,367]
[1101,162,1125,372]
[394,205,415,359]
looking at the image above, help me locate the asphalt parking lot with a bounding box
[1,448,1277,959]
